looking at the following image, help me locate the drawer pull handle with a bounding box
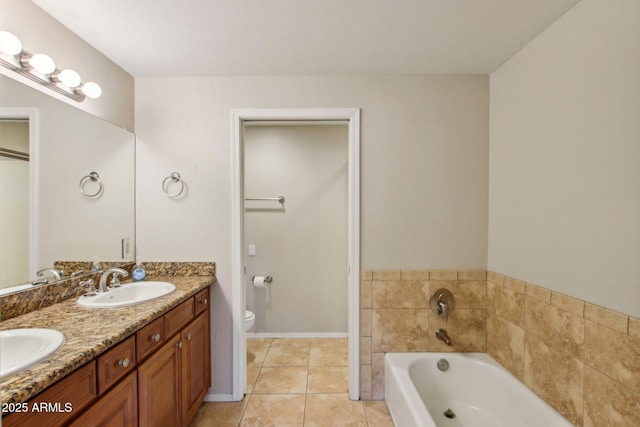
[200,298,208,305]
[118,358,130,368]
[186,334,192,341]
[150,333,161,342]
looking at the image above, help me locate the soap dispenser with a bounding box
[132,257,147,281]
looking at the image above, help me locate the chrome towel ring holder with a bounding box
[79,171,103,198]
[162,172,185,198]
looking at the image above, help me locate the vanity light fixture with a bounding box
[0,30,102,102]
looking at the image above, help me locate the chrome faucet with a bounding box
[37,268,64,281]
[435,328,452,346]
[98,268,128,292]
[431,288,455,323]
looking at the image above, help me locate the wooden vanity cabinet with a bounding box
[3,286,210,427]
[138,308,211,427]
[68,372,137,427]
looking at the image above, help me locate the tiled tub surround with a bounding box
[486,272,640,427]
[0,262,215,321]
[360,269,488,400]
[0,262,215,406]
[361,269,640,427]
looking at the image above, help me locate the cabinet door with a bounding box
[181,311,210,425]
[68,372,137,427]
[137,334,182,427]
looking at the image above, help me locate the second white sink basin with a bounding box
[78,281,176,308]
[0,328,65,379]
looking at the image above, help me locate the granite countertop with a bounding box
[0,275,213,405]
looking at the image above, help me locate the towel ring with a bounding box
[79,171,103,198]
[162,172,185,198]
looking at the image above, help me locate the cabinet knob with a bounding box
[186,333,192,341]
[200,298,208,305]
[118,358,130,368]
[176,341,183,349]
[150,333,161,342]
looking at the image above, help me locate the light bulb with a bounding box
[0,31,22,55]
[58,69,81,87]
[29,53,56,74]
[80,82,102,99]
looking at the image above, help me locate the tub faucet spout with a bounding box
[435,328,452,346]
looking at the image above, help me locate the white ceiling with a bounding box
[33,0,581,77]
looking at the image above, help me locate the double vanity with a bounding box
[0,272,213,427]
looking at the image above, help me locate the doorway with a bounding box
[231,108,360,401]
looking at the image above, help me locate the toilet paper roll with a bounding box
[253,276,267,287]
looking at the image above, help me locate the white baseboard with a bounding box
[204,393,236,402]
[246,332,348,339]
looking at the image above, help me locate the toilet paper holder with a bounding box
[252,275,273,283]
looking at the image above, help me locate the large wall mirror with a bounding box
[0,74,135,294]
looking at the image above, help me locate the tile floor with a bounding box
[189,338,394,426]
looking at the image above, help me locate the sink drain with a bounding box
[444,409,456,419]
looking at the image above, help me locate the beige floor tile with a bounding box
[364,401,394,427]
[309,345,348,367]
[264,345,310,366]
[247,338,272,366]
[247,363,261,393]
[240,394,306,427]
[254,366,309,393]
[307,367,349,393]
[304,394,367,426]
[271,338,311,349]
[189,398,248,427]
[310,337,348,349]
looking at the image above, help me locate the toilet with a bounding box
[245,310,255,331]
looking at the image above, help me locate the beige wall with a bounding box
[135,74,489,394]
[488,0,640,317]
[244,124,348,334]
[0,0,134,129]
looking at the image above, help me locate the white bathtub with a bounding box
[384,353,573,427]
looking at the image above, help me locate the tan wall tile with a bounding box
[525,298,585,359]
[400,270,429,281]
[495,287,525,328]
[429,309,486,352]
[524,334,584,426]
[551,292,585,317]
[371,309,428,352]
[457,269,487,281]
[361,281,372,309]
[487,271,504,286]
[503,276,525,294]
[371,353,385,400]
[360,337,372,365]
[487,314,524,381]
[525,283,551,303]
[584,365,640,427]
[629,317,640,340]
[361,309,372,337]
[429,270,458,280]
[361,270,373,280]
[360,364,372,401]
[584,303,629,333]
[486,281,498,312]
[429,280,487,309]
[584,321,640,393]
[372,280,429,308]
[372,270,401,281]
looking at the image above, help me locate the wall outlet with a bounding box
[248,244,256,256]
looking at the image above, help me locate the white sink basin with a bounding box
[0,328,65,379]
[77,281,176,308]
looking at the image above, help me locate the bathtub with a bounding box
[384,353,573,427]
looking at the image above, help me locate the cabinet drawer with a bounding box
[136,318,164,362]
[97,336,136,394]
[3,361,97,427]
[194,288,209,316]
[164,298,194,339]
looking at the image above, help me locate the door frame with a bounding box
[230,108,360,401]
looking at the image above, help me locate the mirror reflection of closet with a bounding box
[0,118,30,288]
